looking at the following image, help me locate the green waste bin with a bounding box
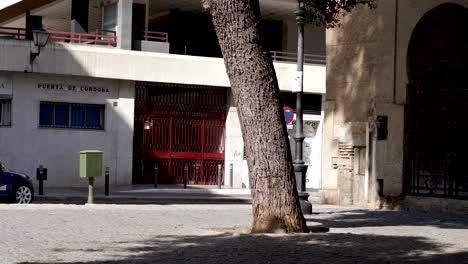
[79,150,103,204]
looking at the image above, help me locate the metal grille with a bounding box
[134,82,226,185]
[135,82,226,113]
[405,4,468,200]
[172,119,203,153]
[406,78,468,199]
[142,117,171,152]
[204,119,226,153]
[203,160,224,185]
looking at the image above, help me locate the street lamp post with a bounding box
[293,3,312,214]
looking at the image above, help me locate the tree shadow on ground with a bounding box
[20,232,468,264]
[306,208,468,230]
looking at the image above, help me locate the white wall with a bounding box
[0,72,134,188]
[225,89,324,190]
[224,89,245,188]
[286,114,323,190]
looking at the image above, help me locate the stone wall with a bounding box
[323,0,468,207]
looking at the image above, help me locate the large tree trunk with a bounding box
[202,0,308,233]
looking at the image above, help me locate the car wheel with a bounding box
[15,185,33,204]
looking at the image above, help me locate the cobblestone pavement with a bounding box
[0,204,467,264]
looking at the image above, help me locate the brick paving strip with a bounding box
[0,204,467,263]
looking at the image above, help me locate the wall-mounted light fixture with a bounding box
[29,28,50,72]
[144,119,153,130]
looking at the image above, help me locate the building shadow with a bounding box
[306,208,468,230]
[18,232,468,264]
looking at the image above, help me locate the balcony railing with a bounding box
[0,26,27,39]
[0,26,325,65]
[46,30,116,46]
[270,51,326,65]
[143,30,168,42]
[0,27,117,46]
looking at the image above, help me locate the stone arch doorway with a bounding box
[405,3,468,199]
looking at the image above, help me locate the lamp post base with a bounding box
[298,192,312,215]
[88,177,94,204]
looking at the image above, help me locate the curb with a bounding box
[35,195,252,205]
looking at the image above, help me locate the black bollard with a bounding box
[36,165,47,195]
[183,163,188,189]
[105,167,110,196]
[39,177,43,196]
[154,163,158,188]
[217,164,222,189]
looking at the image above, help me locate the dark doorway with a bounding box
[405,4,468,199]
[132,3,146,43]
[25,13,42,39]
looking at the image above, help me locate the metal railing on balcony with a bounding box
[0,26,325,65]
[47,29,117,46]
[0,26,27,39]
[270,50,326,65]
[143,30,168,42]
[0,26,117,46]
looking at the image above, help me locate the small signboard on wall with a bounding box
[0,76,12,96]
[291,71,303,92]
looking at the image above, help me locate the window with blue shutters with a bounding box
[39,102,104,130]
[0,99,12,127]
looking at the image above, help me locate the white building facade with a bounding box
[0,0,326,190]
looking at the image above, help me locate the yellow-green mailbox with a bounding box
[80,150,103,178]
[80,150,103,204]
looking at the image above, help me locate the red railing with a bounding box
[0,26,117,46]
[144,30,168,42]
[0,26,27,39]
[47,29,117,46]
[270,50,326,64]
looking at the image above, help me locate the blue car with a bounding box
[0,164,34,204]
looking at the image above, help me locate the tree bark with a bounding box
[202,0,308,233]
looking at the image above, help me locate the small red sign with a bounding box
[283,106,295,125]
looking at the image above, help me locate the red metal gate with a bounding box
[136,113,225,185]
[133,82,226,185]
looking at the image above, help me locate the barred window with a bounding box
[0,99,12,127]
[39,102,104,130]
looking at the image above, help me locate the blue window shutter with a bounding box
[39,103,54,126]
[71,105,86,128]
[85,105,103,129]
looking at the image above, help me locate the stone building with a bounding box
[323,0,468,212]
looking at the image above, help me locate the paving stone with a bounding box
[0,204,467,263]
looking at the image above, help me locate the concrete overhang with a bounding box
[0,39,325,94]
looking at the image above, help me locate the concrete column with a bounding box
[117,0,133,49]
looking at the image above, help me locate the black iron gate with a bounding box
[405,4,468,199]
[406,78,468,199]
